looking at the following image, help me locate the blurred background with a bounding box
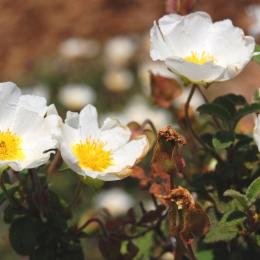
[1,0,260,259]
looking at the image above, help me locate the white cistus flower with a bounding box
[59,104,149,181]
[247,5,260,37]
[95,188,134,216]
[103,69,134,92]
[0,82,60,171]
[254,114,260,151]
[104,36,136,67]
[150,12,255,84]
[58,84,96,110]
[59,37,100,59]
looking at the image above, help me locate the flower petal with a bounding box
[65,111,80,129]
[164,12,212,57]
[166,57,225,83]
[100,119,131,150]
[0,82,21,130]
[106,136,149,173]
[207,20,255,70]
[254,115,260,152]
[79,104,100,139]
[11,95,48,135]
[150,21,172,61]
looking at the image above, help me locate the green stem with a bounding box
[68,180,83,210]
[184,85,223,163]
[196,86,222,129]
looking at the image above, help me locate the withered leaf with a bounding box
[151,73,182,109]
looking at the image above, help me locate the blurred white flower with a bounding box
[104,96,172,129]
[95,188,134,216]
[160,252,174,260]
[174,86,204,109]
[150,12,255,84]
[59,105,149,181]
[103,69,134,92]
[254,114,260,151]
[247,5,260,37]
[59,37,100,59]
[124,96,172,129]
[58,84,96,110]
[23,84,50,102]
[104,36,137,67]
[0,82,60,171]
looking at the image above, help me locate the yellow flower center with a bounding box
[0,130,25,161]
[72,139,113,172]
[184,51,216,65]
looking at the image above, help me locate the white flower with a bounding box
[103,69,134,92]
[124,96,172,129]
[174,86,204,109]
[254,114,260,151]
[59,37,100,59]
[59,104,149,181]
[247,5,260,37]
[95,188,134,216]
[58,84,96,110]
[104,36,136,67]
[150,12,255,84]
[102,96,172,129]
[0,82,60,171]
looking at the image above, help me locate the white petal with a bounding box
[11,95,48,135]
[61,123,80,146]
[17,95,47,115]
[254,115,260,151]
[100,120,131,150]
[59,124,82,173]
[106,136,149,173]
[81,168,130,181]
[17,114,61,170]
[208,20,255,67]
[100,117,120,131]
[162,12,212,57]
[166,57,225,83]
[150,21,172,61]
[65,111,80,129]
[0,82,21,130]
[60,142,83,175]
[79,104,100,139]
[18,138,57,170]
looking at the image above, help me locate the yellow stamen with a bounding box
[0,130,24,161]
[184,51,216,65]
[72,139,113,172]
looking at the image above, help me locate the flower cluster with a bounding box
[0,82,149,181]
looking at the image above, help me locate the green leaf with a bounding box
[223,189,248,209]
[220,210,246,225]
[212,131,234,150]
[234,103,260,125]
[196,250,214,260]
[256,235,260,247]
[134,231,153,260]
[197,103,233,122]
[80,176,104,189]
[204,222,239,243]
[213,94,247,116]
[246,177,260,203]
[214,94,247,106]
[9,217,40,255]
[253,44,260,63]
